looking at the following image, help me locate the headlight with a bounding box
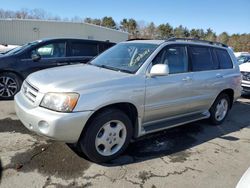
[40,93,79,112]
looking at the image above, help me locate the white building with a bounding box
[0,19,128,45]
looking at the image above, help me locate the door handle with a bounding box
[216,74,224,78]
[182,76,192,81]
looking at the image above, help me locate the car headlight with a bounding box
[40,93,79,112]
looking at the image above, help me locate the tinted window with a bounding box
[211,49,219,69]
[32,42,66,58]
[70,42,98,56]
[215,49,233,69]
[99,43,115,53]
[190,46,213,71]
[152,46,188,74]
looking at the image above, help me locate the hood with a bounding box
[26,64,131,93]
[0,53,8,58]
[239,62,250,72]
[0,51,15,59]
[0,54,12,63]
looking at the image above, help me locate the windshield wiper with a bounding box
[94,64,132,73]
[118,69,133,74]
[96,64,119,71]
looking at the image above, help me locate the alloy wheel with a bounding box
[0,76,18,98]
[215,98,228,121]
[95,120,127,156]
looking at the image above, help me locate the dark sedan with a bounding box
[0,38,115,99]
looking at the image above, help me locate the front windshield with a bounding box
[4,41,40,55]
[237,55,250,64]
[91,43,158,73]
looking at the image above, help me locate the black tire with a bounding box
[67,143,89,160]
[209,93,230,125]
[0,72,22,100]
[79,109,133,163]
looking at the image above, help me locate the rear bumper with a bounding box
[14,92,93,143]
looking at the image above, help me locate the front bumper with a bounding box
[14,92,93,143]
[242,80,250,92]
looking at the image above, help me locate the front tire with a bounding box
[79,109,133,163]
[209,93,230,125]
[0,72,22,100]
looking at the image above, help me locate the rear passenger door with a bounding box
[68,40,98,64]
[188,45,229,111]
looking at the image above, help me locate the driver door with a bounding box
[20,41,68,77]
[144,45,195,124]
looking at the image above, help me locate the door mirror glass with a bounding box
[31,53,41,61]
[149,64,169,77]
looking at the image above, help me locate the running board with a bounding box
[144,112,210,133]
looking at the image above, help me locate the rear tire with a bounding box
[209,93,230,125]
[0,72,22,100]
[79,109,133,163]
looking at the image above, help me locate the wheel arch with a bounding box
[215,89,234,109]
[0,69,25,81]
[78,102,139,143]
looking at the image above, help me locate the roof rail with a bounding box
[126,38,150,41]
[166,37,228,48]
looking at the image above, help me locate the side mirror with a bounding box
[31,53,41,61]
[149,64,169,77]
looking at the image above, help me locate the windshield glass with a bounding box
[238,55,250,62]
[4,41,40,55]
[91,43,158,73]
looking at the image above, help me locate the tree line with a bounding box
[0,8,249,52]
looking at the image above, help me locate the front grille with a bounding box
[241,71,250,81]
[242,86,250,92]
[22,81,39,103]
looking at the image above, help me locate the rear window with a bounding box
[70,42,98,56]
[190,46,214,71]
[215,49,233,69]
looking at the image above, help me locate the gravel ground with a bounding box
[0,96,250,188]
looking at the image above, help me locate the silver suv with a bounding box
[15,38,242,163]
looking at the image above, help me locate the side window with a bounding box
[70,42,98,56]
[189,46,214,71]
[98,44,105,54]
[152,46,188,74]
[215,49,233,69]
[211,48,220,69]
[32,42,65,58]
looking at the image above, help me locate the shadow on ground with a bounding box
[242,93,250,100]
[104,100,250,166]
[0,99,250,179]
[0,119,91,179]
[0,118,30,134]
